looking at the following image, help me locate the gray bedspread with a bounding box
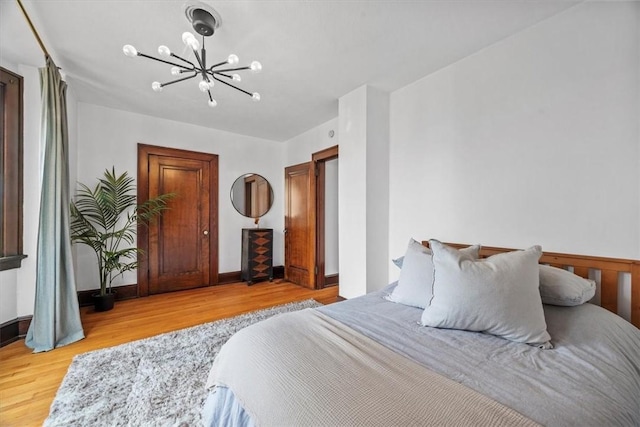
[204,284,640,426]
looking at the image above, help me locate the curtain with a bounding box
[25,57,84,352]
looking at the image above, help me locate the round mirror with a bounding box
[230,173,274,218]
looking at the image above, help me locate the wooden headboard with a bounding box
[422,241,640,329]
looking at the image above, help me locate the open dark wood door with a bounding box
[138,144,218,296]
[284,162,314,289]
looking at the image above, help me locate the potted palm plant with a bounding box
[70,168,174,311]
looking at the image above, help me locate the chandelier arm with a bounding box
[160,72,199,88]
[213,66,250,73]
[137,52,194,70]
[169,53,196,69]
[209,60,229,69]
[216,72,233,79]
[212,74,253,97]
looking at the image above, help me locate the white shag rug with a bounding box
[44,299,322,427]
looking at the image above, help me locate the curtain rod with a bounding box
[16,0,52,60]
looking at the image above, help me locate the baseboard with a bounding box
[217,271,242,284]
[273,265,284,279]
[0,315,32,347]
[76,266,287,303]
[218,266,285,285]
[325,273,339,286]
[77,284,139,307]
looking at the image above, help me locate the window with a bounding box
[0,67,26,270]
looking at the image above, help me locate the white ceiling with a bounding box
[1,0,581,142]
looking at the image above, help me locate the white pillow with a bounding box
[386,239,480,309]
[421,240,552,348]
[539,265,596,306]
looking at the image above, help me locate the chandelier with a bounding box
[122,1,262,108]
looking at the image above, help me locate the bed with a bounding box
[203,241,640,426]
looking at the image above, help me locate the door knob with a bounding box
[203,230,209,235]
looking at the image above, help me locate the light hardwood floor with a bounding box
[0,280,339,427]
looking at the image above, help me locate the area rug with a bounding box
[44,299,322,427]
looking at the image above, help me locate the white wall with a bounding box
[389,1,640,286]
[365,87,390,293]
[75,103,284,291]
[284,118,338,166]
[231,176,246,215]
[0,269,18,324]
[339,87,367,298]
[338,85,390,298]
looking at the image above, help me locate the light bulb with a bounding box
[188,38,200,50]
[198,80,210,92]
[158,45,171,57]
[232,74,241,82]
[227,54,239,65]
[182,32,195,45]
[182,32,199,50]
[208,80,215,88]
[122,45,137,57]
[252,92,261,102]
[171,67,181,76]
[250,61,262,73]
[151,81,163,92]
[208,99,218,108]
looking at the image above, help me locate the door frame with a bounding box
[312,145,339,289]
[137,143,219,297]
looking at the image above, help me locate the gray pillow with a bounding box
[539,265,596,306]
[421,240,552,348]
[386,239,480,309]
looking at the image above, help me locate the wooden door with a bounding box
[284,162,314,289]
[138,144,218,296]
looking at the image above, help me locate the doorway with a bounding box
[313,146,339,289]
[244,174,272,218]
[137,144,219,296]
[284,145,338,290]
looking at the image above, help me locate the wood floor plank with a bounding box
[0,280,339,426]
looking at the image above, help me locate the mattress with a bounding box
[203,284,640,426]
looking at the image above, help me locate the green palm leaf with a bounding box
[70,168,175,296]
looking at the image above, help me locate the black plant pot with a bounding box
[93,292,116,312]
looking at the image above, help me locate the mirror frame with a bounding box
[230,173,274,218]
